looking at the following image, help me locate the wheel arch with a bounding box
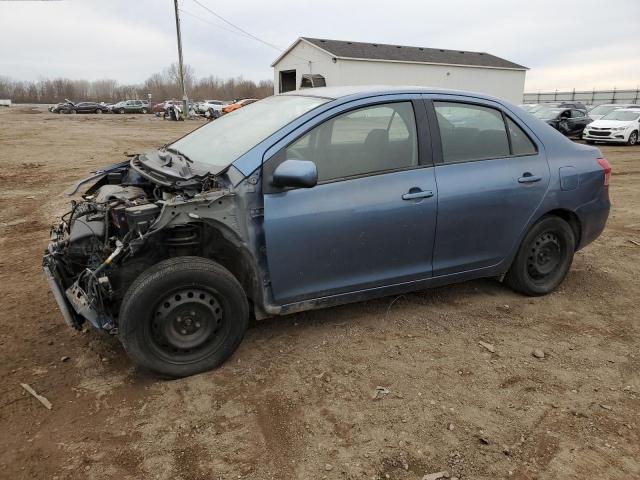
[536,208,582,250]
[197,221,264,310]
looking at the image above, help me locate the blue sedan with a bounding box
[44,86,611,376]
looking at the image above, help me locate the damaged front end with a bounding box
[43,150,242,333]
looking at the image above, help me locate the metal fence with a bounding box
[523,88,640,106]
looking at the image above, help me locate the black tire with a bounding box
[627,131,638,146]
[70,109,76,114]
[95,108,102,114]
[119,256,249,377]
[119,107,125,114]
[141,107,148,114]
[505,216,575,296]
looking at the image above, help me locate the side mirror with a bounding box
[272,159,318,189]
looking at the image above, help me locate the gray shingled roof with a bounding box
[301,37,527,70]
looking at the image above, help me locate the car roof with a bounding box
[594,103,635,107]
[609,108,640,113]
[279,85,507,103]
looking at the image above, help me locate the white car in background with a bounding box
[583,109,640,145]
[198,99,227,118]
[587,103,639,121]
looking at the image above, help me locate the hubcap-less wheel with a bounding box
[527,232,563,281]
[505,216,575,296]
[148,288,228,363]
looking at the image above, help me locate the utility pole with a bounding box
[173,0,188,117]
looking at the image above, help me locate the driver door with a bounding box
[262,97,438,305]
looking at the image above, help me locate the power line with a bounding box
[179,8,257,42]
[185,0,315,66]
[189,0,283,52]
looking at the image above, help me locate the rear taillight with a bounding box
[598,158,612,186]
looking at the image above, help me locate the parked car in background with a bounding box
[111,100,149,114]
[195,99,224,116]
[222,98,257,114]
[520,103,541,113]
[587,104,640,121]
[50,100,75,113]
[152,100,176,113]
[73,102,110,114]
[200,99,228,118]
[43,86,610,377]
[583,109,640,145]
[543,101,588,111]
[531,106,592,137]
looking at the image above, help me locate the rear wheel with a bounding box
[95,108,102,114]
[119,256,249,377]
[627,131,638,146]
[119,107,125,114]
[141,107,148,114]
[505,216,575,296]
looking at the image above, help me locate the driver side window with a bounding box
[285,102,418,183]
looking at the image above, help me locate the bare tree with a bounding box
[0,65,273,104]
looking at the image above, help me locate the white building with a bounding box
[272,38,527,104]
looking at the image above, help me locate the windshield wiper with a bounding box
[165,146,193,164]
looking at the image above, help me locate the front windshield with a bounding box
[601,110,640,121]
[531,107,561,120]
[170,95,329,167]
[589,105,619,116]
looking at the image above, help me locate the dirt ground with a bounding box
[0,105,639,480]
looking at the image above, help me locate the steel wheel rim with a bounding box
[146,287,229,364]
[526,231,563,282]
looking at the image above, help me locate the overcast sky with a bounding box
[0,0,638,92]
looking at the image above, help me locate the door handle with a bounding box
[518,174,542,184]
[402,189,434,200]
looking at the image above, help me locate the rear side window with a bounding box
[506,117,537,156]
[434,102,509,163]
[285,102,418,182]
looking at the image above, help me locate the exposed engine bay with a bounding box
[42,150,251,333]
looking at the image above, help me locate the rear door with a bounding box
[262,96,438,304]
[570,109,589,134]
[425,95,550,276]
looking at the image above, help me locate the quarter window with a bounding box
[506,118,537,156]
[285,102,418,182]
[434,102,510,163]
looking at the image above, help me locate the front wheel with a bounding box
[119,108,125,114]
[141,107,148,114]
[505,216,575,296]
[95,108,102,114]
[627,131,638,146]
[119,257,249,377]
